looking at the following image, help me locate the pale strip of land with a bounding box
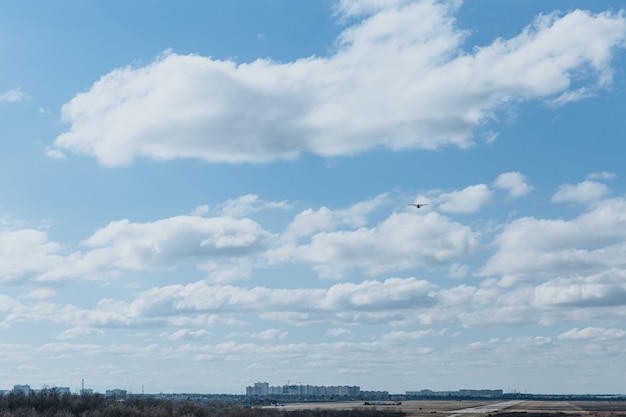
[277,400,503,415]
[448,400,524,417]
[276,400,613,417]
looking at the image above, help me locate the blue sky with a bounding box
[1,0,626,395]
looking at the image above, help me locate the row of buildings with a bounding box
[246,383,504,400]
[3,383,501,400]
[0,384,127,399]
[0,385,72,396]
[406,389,504,398]
[246,382,362,397]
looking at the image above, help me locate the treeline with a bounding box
[0,391,407,417]
[0,392,222,417]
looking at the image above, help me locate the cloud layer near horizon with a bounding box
[2,173,626,335]
[50,2,626,166]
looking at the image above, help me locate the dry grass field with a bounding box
[277,400,626,417]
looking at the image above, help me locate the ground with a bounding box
[276,400,626,417]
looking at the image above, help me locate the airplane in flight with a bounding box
[408,203,429,208]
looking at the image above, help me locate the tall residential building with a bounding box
[12,385,31,395]
[246,382,270,396]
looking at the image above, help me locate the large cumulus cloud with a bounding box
[50,2,626,165]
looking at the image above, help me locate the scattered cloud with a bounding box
[166,329,212,341]
[3,181,626,392]
[436,184,492,213]
[548,86,595,107]
[285,211,477,278]
[218,194,290,218]
[46,277,439,331]
[558,327,626,341]
[587,171,616,180]
[326,327,353,338]
[0,214,273,284]
[190,205,210,216]
[479,197,626,285]
[448,262,469,279]
[20,289,56,300]
[493,171,533,198]
[551,180,610,204]
[285,194,387,239]
[45,147,66,159]
[250,329,288,340]
[0,87,28,103]
[382,329,445,341]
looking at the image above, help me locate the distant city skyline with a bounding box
[2,379,626,401]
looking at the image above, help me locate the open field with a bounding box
[277,400,626,417]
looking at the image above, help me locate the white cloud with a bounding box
[218,194,290,218]
[333,0,416,18]
[0,228,65,284]
[45,147,66,159]
[319,278,436,312]
[548,86,595,106]
[493,171,533,197]
[533,269,626,309]
[0,87,28,103]
[20,289,56,300]
[190,205,210,216]
[57,327,105,340]
[0,294,20,314]
[285,211,477,278]
[30,277,439,333]
[326,327,353,338]
[587,171,616,180]
[285,207,338,238]
[4,260,626,354]
[0,212,273,284]
[1,273,623,342]
[81,215,271,271]
[199,258,261,283]
[448,262,469,278]
[50,4,626,166]
[285,194,387,239]
[5,190,626,356]
[382,329,443,341]
[558,327,626,341]
[166,329,212,341]
[552,180,610,204]
[0,194,469,285]
[479,197,626,285]
[250,329,288,341]
[436,184,492,213]
[14,271,626,339]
